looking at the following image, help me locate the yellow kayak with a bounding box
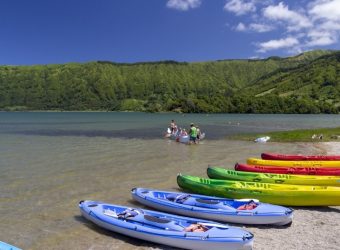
[207,167,340,186]
[177,174,340,206]
[247,158,340,168]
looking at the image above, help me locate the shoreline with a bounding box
[0,109,339,114]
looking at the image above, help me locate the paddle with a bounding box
[198,222,229,229]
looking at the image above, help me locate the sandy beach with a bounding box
[248,142,340,250]
[71,142,340,250]
[1,124,340,250]
[317,141,340,155]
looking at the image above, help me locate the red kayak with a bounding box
[235,163,340,176]
[261,152,340,161]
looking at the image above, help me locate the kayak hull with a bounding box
[208,167,340,186]
[0,241,21,250]
[79,200,253,250]
[177,174,340,206]
[179,135,190,143]
[235,163,340,176]
[247,158,340,168]
[262,152,340,161]
[131,188,293,226]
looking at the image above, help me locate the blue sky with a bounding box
[1,0,340,65]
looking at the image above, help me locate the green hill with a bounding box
[0,50,338,113]
[245,52,340,112]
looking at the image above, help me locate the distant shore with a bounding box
[230,127,340,142]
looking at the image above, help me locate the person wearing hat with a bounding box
[189,123,197,144]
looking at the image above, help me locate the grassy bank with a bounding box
[229,127,340,142]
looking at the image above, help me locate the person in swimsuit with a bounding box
[170,120,176,133]
[184,223,208,232]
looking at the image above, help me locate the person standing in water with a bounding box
[189,123,197,144]
[196,126,202,142]
[170,120,176,134]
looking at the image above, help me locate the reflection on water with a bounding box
[0,112,339,249]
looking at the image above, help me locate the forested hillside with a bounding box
[243,52,340,113]
[0,50,339,113]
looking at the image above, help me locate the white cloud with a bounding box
[304,0,340,47]
[166,0,201,11]
[226,0,340,53]
[224,0,256,16]
[248,56,263,59]
[235,22,274,33]
[257,37,300,52]
[306,30,337,46]
[318,21,340,31]
[235,22,247,31]
[309,0,340,22]
[263,2,312,31]
[249,23,274,32]
[307,36,336,47]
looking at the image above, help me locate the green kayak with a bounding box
[177,174,340,206]
[207,167,340,186]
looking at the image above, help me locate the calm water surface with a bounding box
[0,112,339,250]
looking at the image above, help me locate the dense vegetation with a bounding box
[0,50,339,113]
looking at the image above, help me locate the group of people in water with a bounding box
[170,119,203,144]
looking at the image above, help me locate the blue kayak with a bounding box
[79,200,253,250]
[0,241,21,250]
[132,188,293,226]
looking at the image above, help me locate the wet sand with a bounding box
[1,139,340,250]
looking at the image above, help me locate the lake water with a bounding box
[1,112,339,250]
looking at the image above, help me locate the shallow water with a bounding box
[0,112,339,249]
[1,112,340,139]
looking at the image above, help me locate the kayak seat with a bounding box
[195,198,219,204]
[141,215,185,231]
[183,198,233,210]
[116,211,186,232]
[166,193,235,210]
[166,193,191,204]
[144,214,171,224]
[118,208,144,219]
